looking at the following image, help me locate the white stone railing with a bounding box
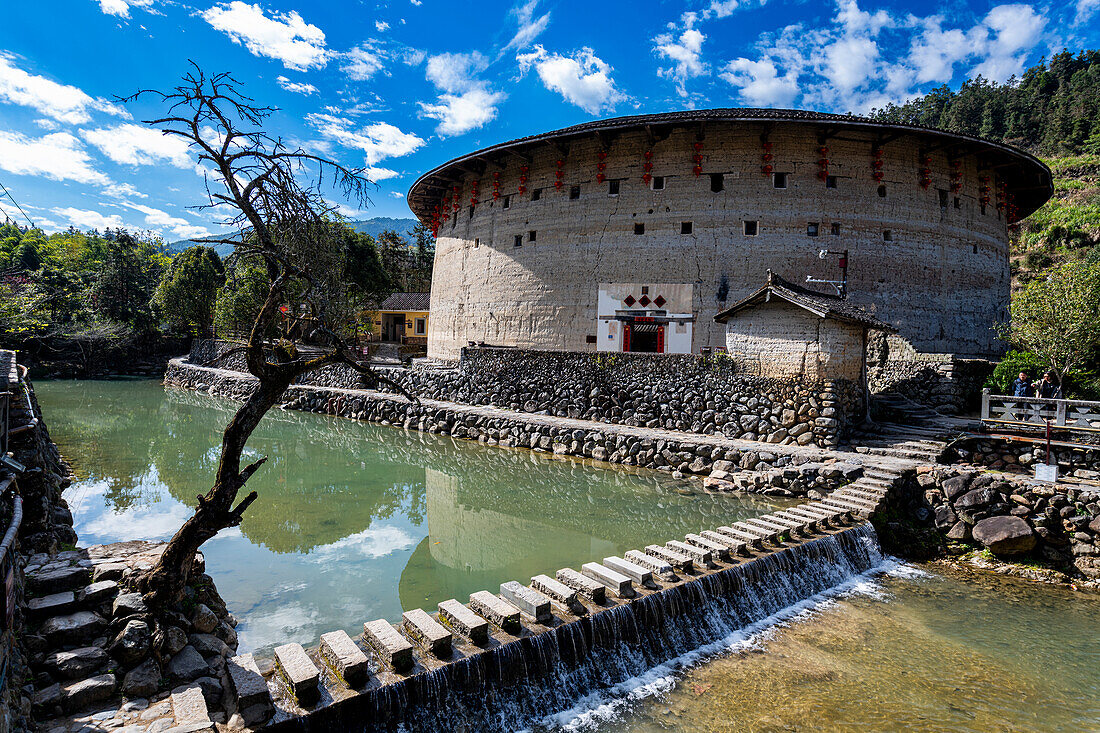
[981,389,1100,432]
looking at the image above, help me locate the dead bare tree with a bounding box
[122,64,417,609]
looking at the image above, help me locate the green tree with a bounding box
[152,245,225,336]
[1001,260,1100,379]
[88,230,167,332]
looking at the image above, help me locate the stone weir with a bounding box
[256,523,883,732]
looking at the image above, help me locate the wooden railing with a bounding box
[981,388,1100,433]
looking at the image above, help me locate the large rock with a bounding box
[972,516,1036,556]
[43,647,109,680]
[109,619,152,666]
[62,674,116,712]
[955,488,997,510]
[168,645,210,682]
[113,592,148,618]
[32,682,61,717]
[40,611,106,645]
[122,658,161,698]
[27,565,89,596]
[941,474,973,501]
[189,633,230,658]
[191,604,218,634]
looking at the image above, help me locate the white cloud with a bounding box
[375,20,389,32]
[80,123,193,168]
[418,52,504,136]
[306,114,424,165]
[120,202,212,239]
[200,2,329,71]
[654,27,708,97]
[342,44,386,81]
[97,0,155,18]
[719,57,799,106]
[1078,0,1100,24]
[276,75,318,95]
[970,4,1046,81]
[0,131,109,185]
[517,45,627,114]
[0,54,128,124]
[103,182,148,199]
[505,0,551,52]
[389,191,405,198]
[365,166,399,181]
[50,207,126,231]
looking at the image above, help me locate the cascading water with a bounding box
[267,524,886,733]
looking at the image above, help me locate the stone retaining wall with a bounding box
[915,466,1100,579]
[950,436,1100,478]
[866,333,993,415]
[188,340,863,449]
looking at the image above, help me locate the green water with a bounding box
[37,379,789,657]
[602,566,1100,732]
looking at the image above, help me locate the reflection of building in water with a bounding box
[398,468,615,609]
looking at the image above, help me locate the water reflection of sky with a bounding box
[42,379,790,657]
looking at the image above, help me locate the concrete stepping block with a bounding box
[644,545,694,572]
[531,574,578,606]
[773,511,819,531]
[744,517,793,535]
[787,506,835,524]
[666,540,712,565]
[684,534,731,560]
[716,525,765,546]
[700,530,748,555]
[555,568,605,603]
[732,521,779,543]
[581,562,634,599]
[320,630,370,686]
[402,609,453,656]
[274,643,320,704]
[363,619,415,672]
[469,590,522,633]
[438,599,489,645]
[623,550,674,578]
[171,685,210,724]
[602,556,653,586]
[227,653,271,711]
[27,591,76,619]
[500,581,552,624]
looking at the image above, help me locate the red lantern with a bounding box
[596,173,605,183]
[693,165,702,176]
[761,164,773,175]
[642,173,652,183]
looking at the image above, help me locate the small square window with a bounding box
[608,179,620,196]
[883,230,892,242]
[503,195,511,209]
[634,223,645,235]
[513,234,523,247]
[569,185,580,200]
[474,237,480,247]
[825,175,837,188]
[681,221,693,235]
[414,318,426,335]
[877,185,887,198]
[710,173,724,192]
[528,230,537,242]
[641,286,649,295]
[830,222,841,236]
[807,223,819,237]
[532,188,541,201]
[954,197,961,209]
[651,176,665,191]
[773,172,788,188]
[744,220,758,236]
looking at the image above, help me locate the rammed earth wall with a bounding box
[187,340,864,449]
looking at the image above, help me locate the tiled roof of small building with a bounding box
[713,271,896,332]
[379,292,430,312]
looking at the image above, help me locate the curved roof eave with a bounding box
[407,108,1053,222]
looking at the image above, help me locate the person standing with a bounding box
[1013,371,1033,397]
[1038,371,1062,399]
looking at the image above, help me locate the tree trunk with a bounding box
[139,376,289,609]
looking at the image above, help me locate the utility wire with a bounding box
[0,180,35,229]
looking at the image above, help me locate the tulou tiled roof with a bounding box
[713,270,896,332]
[379,292,431,312]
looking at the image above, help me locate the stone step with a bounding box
[363,620,415,672]
[821,497,874,516]
[530,574,579,607]
[27,591,76,619]
[771,511,819,532]
[581,562,634,599]
[730,522,778,543]
[40,611,106,646]
[27,566,90,597]
[469,590,522,633]
[805,502,854,521]
[699,530,747,556]
[715,526,764,547]
[684,533,731,561]
[832,489,881,506]
[500,582,552,624]
[555,568,606,603]
[843,487,886,501]
[602,556,653,586]
[274,643,320,704]
[741,518,791,538]
[756,514,805,532]
[402,608,453,656]
[623,550,674,578]
[644,545,694,573]
[666,540,712,566]
[785,506,837,526]
[171,685,212,726]
[226,653,273,723]
[438,599,489,645]
[319,630,370,687]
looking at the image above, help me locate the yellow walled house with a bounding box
[370,292,431,346]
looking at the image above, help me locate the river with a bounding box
[36,379,1100,731]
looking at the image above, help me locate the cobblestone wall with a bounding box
[189,341,864,449]
[867,333,993,414]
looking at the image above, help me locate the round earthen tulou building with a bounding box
[409,108,1051,398]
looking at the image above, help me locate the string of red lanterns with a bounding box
[492,170,502,201]
[691,141,703,177]
[817,145,829,182]
[948,159,962,194]
[641,149,653,184]
[518,165,529,195]
[596,149,608,184]
[871,147,885,182]
[918,154,932,189]
[760,140,773,177]
[554,158,565,190]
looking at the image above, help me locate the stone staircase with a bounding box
[817,463,908,517]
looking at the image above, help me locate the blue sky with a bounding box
[0,0,1096,241]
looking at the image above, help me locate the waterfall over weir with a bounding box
[267,524,884,733]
